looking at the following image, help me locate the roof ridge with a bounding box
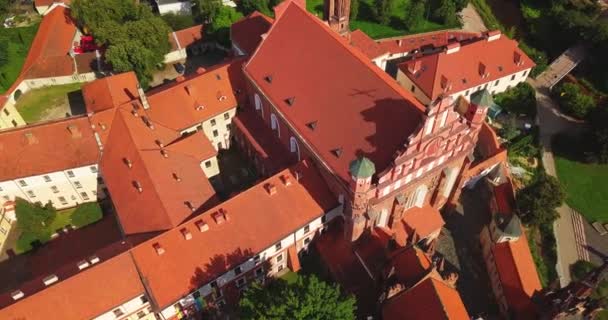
[0,114,89,133]
[428,277,452,320]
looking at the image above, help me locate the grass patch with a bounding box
[280,271,299,284]
[15,202,103,253]
[553,134,608,222]
[15,83,83,123]
[0,24,39,92]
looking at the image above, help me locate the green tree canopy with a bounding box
[555,82,596,119]
[373,0,393,25]
[587,106,608,164]
[404,0,426,30]
[161,13,196,31]
[208,6,243,47]
[71,0,171,86]
[193,0,222,24]
[238,0,272,16]
[350,0,359,20]
[15,198,57,238]
[433,0,458,25]
[239,274,356,320]
[517,171,565,227]
[494,82,537,117]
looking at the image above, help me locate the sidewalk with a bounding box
[460,4,488,33]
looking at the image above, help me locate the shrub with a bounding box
[519,42,548,78]
[161,13,196,31]
[494,82,537,117]
[15,198,57,238]
[71,202,103,228]
[554,82,596,119]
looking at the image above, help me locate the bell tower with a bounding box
[344,157,375,242]
[324,0,351,35]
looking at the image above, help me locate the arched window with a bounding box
[407,184,428,209]
[270,113,280,138]
[441,167,459,198]
[254,93,264,118]
[290,136,300,161]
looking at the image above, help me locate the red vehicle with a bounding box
[73,35,99,54]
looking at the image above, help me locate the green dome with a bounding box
[349,157,375,179]
[470,89,493,107]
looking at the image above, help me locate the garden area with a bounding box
[0,23,38,92]
[15,82,85,123]
[14,199,103,254]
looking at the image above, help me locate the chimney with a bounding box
[142,116,155,129]
[408,60,422,74]
[185,84,195,96]
[195,219,209,232]
[133,180,143,193]
[397,39,403,46]
[478,62,489,78]
[180,228,192,240]
[280,174,292,187]
[185,201,195,211]
[123,157,132,168]
[153,243,165,255]
[264,183,277,196]
[172,172,181,182]
[24,132,38,145]
[89,255,100,264]
[77,260,90,270]
[212,209,227,224]
[155,139,164,148]
[137,84,150,110]
[196,67,206,74]
[131,109,139,117]
[43,274,59,286]
[176,76,186,83]
[160,149,169,158]
[67,124,82,138]
[446,42,460,54]
[514,51,523,66]
[10,290,24,301]
[487,30,501,42]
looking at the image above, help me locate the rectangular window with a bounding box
[235,266,242,275]
[303,224,310,233]
[81,192,89,200]
[253,254,261,264]
[66,170,75,178]
[205,161,212,168]
[275,242,282,251]
[0,186,3,192]
[224,112,229,120]
[236,278,246,288]
[522,71,527,77]
[304,237,311,245]
[439,111,448,128]
[18,180,27,187]
[27,190,35,198]
[74,181,82,189]
[51,186,59,193]
[465,90,469,96]
[3,109,9,116]
[278,264,284,272]
[226,124,230,131]
[321,215,327,223]
[3,195,9,201]
[113,308,124,317]
[210,281,218,289]
[276,253,283,262]
[410,85,416,93]
[494,80,499,85]
[11,120,17,127]
[511,75,516,81]
[213,130,218,137]
[43,175,51,182]
[210,119,216,126]
[255,267,263,276]
[0,227,6,234]
[424,116,435,135]
[90,166,97,173]
[136,311,146,319]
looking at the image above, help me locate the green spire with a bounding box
[470,89,493,107]
[349,157,375,179]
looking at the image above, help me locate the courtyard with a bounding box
[14,82,86,124]
[212,144,260,200]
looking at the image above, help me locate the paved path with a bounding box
[534,45,586,90]
[460,4,488,33]
[528,75,586,287]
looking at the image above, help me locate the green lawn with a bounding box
[0,24,39,92]
[307,0,457,39]
[15,82,84,123]
[280,270,300,284]
[553,135,608,222]
[15,202,103,253]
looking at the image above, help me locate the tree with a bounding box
[404,0,425,30]
[587,106,608,163]
[239,274,356,320]
[517,171,565,227]
[193,0,222,24]
[15,198,57,238]
[350,0,359,20]
[433,0,458,25]
[208,7,243,47]
[554,82,595,119]
[0,34,8,68]
[161,13,196,31]
[494,82,537,117]
[373,0,393,25]
[238,0,271,16]
[0,0,10,15]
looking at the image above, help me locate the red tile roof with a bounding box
[398,33,535,101]
[348,29,388,59]
[169,25,204,51]
[377,30,480,56]
[383,277,470,320]
[82,72,140,113]
[493,228,542,319]
[244,3,425,183]
[0,252,144,320]
[100,108,218,235]
[20,7,77,79]
[389,245,434,287]
[395,205,445,244]
[230,11,273,55]
[493,181,515,214]
[166,130,218,161]
[130,161,338,308]
[0,116,99,181]
[146,60,245,131]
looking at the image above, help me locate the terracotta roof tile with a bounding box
[146,60,245,131]
[170,25,204,51]
[100,108,218,235]
[0,252,144,320]
[493,181,515,214]
[388,245,433,287]
[396,205,445,243]
[377,30,480,56]
[166,130,218,161]
[493,227,542,319]
[82,72,140,113]
[0,116,99,181]
[383,277,470,320]
[244,3,425,183]
[349,29,388,59]
[130,161,338,308]
[398,33,535,100]
[230,11,273,55]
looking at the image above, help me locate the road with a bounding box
[460,4,488,33]
[528,62,587,287]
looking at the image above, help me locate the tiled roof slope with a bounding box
[130,161,338,308]
[493,227,542,319]
[230,11,273,55]
[348,29,388,59]
[377,30,480,55]
[0,252,144,320]
[100,107,217,235]
[245,3,425,183]
[146,59,246,131]
[82,72,140,113]
[399,33,535,101]
[0,116,99,181]
[383,277,470,320]
[389,245,434,287]
[20,6,77,79]
[395,205,445,244]
[169,25,204,51]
